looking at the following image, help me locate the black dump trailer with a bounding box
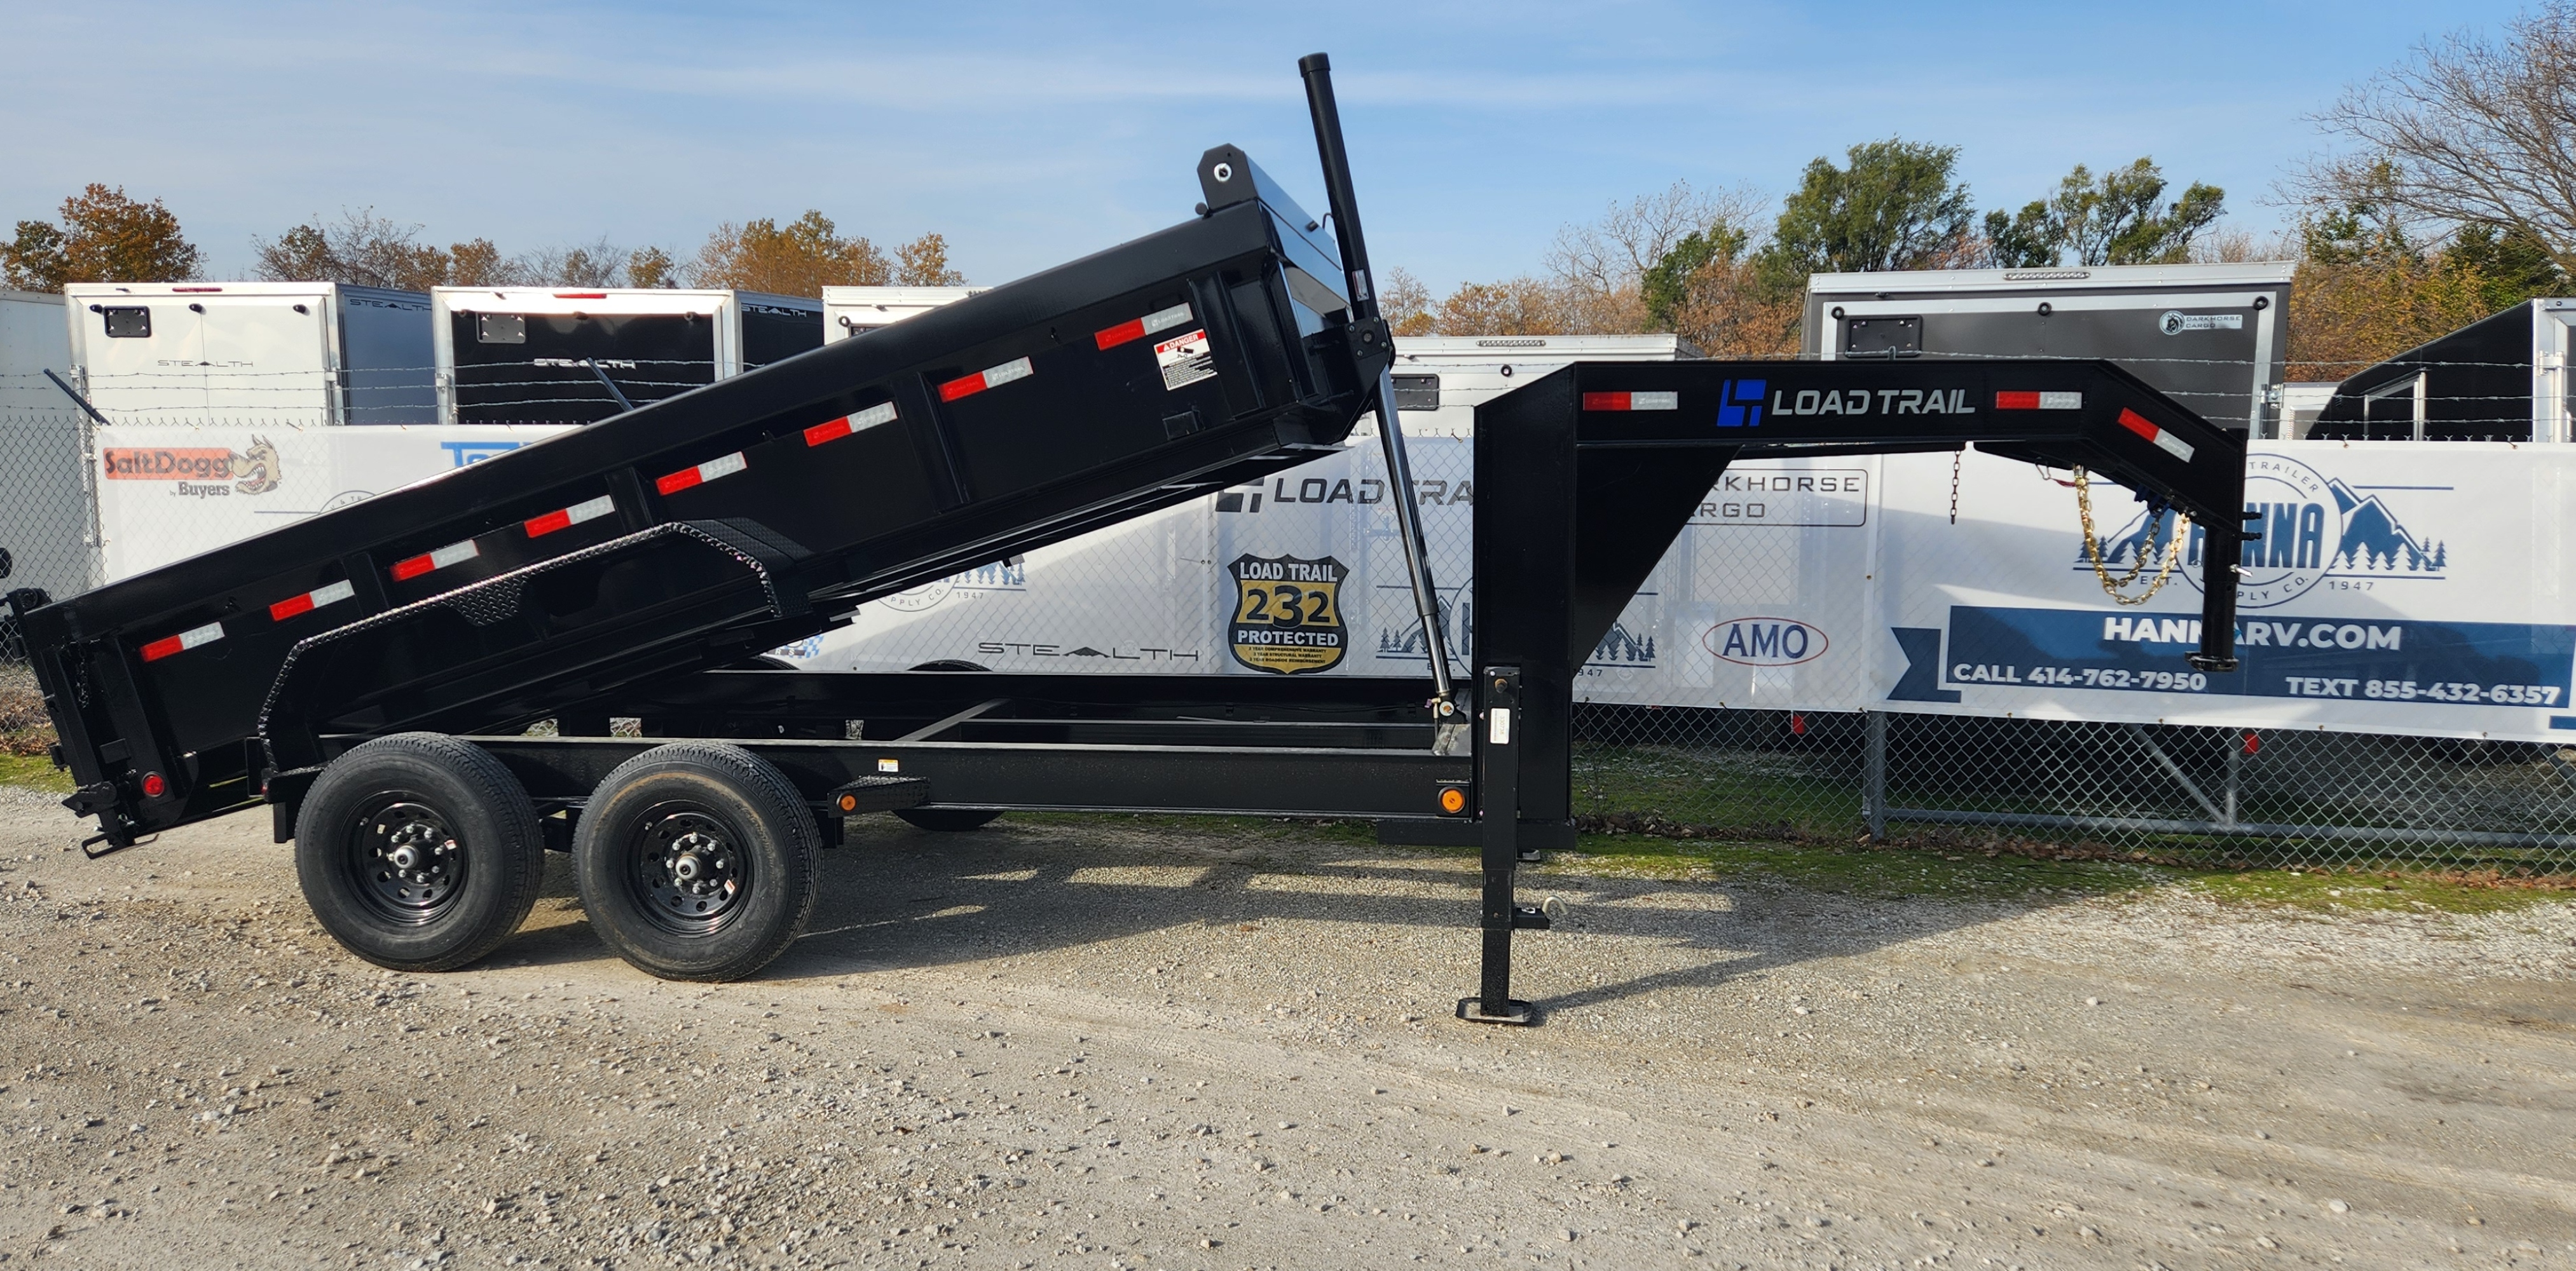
[11,57,2251,1018]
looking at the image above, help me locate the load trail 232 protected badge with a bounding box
[1228,553,1347,674]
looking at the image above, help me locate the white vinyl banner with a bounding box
[790,435,2576,745]
[786,436,1881,714]
[94,425,576,580]
[1874,442,2576,744]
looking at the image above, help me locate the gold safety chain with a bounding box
[2073,465,2191,606]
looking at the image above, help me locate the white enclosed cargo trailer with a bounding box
[1380,335,1692,437]
[62,282,434,425]
[0,289,94,597]
[1803,262,2294,437]
[821,286,985,343]
[434,288,823,425]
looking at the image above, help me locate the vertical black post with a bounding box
[1863,710,1888,841]
[2190,521,2245,674]
[1458,664,1537,1025]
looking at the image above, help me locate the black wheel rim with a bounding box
[626,803,751,937]
[346,796,468,926]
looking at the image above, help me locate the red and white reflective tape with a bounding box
[654,451,746,496]
[140,621,224,663]
[391,539,481,582]
[804,402,899,447]
[1094,303,1195,350]
[268,580,357,622]
[937,356,1034,402]
[1994,391,2083,411]
[524,494,617,538]
[1579,391,1678,412]
[2117,407,2196,461]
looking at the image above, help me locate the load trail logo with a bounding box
[2081,453,2445,609]
[100,436,282,496]
[1229,554,1346,674]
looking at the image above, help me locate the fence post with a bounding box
[2223,730,2242,831]
[1863,710,1887,841]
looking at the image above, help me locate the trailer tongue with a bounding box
[10,57,2247,1009]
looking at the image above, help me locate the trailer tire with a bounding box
[294,733,547,973]
[573,743,818,982]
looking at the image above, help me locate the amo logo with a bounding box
[1703,616,1829,667]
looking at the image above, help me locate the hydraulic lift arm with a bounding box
[1298,53,1458,715]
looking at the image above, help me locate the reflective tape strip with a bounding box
[654,451,747,495]
[804,402,899,447]
[1580,391,1677,411]
[1094,303,1195,350]
[2118,407,2195,461]
[524,494,617,538]
[268,579,357,622]
[938,356,1034,402]
[391,539,481,581]
[140,621,224,662]
[1996,391,2084,410]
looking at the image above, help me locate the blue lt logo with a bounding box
[1715,379,1767,428]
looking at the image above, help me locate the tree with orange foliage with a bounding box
[895,233,966,286]
[690,212,891,297]
[2,184,200,290]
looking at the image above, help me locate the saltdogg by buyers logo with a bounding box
[2080,453,2444,608]
[100,436,282,496]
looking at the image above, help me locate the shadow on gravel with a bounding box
[578,818,2088,1014]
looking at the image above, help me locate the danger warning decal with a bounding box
[1228,553,1346,674]
[1156,329,1217,392]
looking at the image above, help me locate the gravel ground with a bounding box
[1,793,2572,1270]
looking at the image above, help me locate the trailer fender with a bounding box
[258,519,817,773]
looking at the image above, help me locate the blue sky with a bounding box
[0,1,2537,290]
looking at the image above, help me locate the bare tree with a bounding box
[253,209,448,290]
[2299,3,2576,275]
[517,236,630,287]
[1546,180,1762,289]
[1380,266,1435,336]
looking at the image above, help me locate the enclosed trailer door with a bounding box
[79,298,209,420]
[738,299,823,369]
[448,306,721,425]
[198,293,333,423]
[336,288,435,424]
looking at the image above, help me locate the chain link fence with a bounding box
[1570,705,2576,875]
[0,405,98,764]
